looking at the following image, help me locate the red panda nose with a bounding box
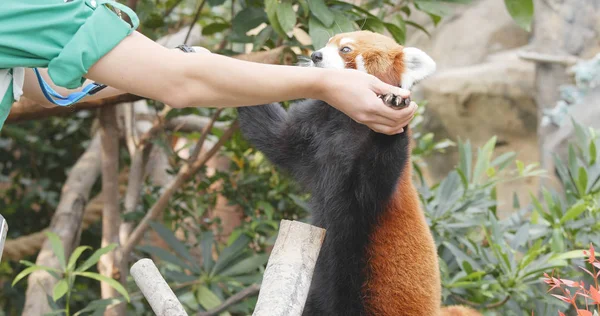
[311,51,323,63]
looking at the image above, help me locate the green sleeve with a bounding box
[0,0,138,89]
[0,0,138,132]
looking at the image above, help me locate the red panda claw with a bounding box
[381,93,410,109]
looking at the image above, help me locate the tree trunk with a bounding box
[531,0,600,188]
[98,105,124,316]
[22,135,102,315]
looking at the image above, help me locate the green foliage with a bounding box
[12,232,128,316]
[429,120,600,316]
[2,0,542,314]
[504,0,534,32]
[136,221,267,314]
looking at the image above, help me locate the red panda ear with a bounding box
[397,47,436,89]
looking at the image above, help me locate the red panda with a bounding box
[237,30,481,316]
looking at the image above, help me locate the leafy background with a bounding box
[5,0,600,315]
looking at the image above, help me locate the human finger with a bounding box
[371,80,411,99]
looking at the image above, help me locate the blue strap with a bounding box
[33,68,107,106]
[33,0,139,106]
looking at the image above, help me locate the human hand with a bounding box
[319,69,417,135]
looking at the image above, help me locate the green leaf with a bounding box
[307,0,335,27]
[577,166,588,195]
[73,298,125,316]
[384,23,406,45]
[137,245,196,272]
[220,254,269,277]
[550,228,565,253]
[458,140,472,181]
[253,26,274,51]
[202,23,230,36]
[405,20,431,37]
[76,243,117,272]
[208,0,226,6]
[232,7,268,38]
[265,0,287,37]
[308,15,332,50]
[202,231,215,272]
[504,0,534,32]
[442,242,481,271]
[357,17,386,34]
[332,11,356,33]
[46,231,66,270]
[276,2,296,35]
[211,234,251,276]
[491,152,516,170]
[52,279,69,302]
[149,221,198,271]
[415,0,454,17]
[472,137,496,183]
[590,140,597,165]
[12,265,61,286]
[196,285,223,310]
[76,272,130,302]
[559,201,587,224]
[68,246,91,271]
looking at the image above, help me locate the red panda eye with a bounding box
[340,47,352,53]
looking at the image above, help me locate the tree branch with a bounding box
[197,284,261,316]
[6,94,143,124]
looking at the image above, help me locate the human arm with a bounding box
[85,31,416,135]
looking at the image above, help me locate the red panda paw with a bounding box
[380,93,411,109]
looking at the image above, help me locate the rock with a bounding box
[405,0,530,70]
[415,50,540,216]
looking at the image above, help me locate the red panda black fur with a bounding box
[237,30,481,316]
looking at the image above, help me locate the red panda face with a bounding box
[309,31,436,89]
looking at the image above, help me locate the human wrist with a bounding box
[305,67,336,102]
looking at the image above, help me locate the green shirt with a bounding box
[0,0,139,131]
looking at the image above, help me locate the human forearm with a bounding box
[176,52,326,108]
[86,31,323,108]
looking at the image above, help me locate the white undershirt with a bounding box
[0,67,25,102]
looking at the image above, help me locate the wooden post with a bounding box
[0,214,7,263]
[253,220,326,316]
[130,258,188,316]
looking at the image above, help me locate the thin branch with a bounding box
[6,94,143,124]
[189,109,223,162]
[184,0,209,44]
[197,284,261,316]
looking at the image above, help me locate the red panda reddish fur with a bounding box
[331,31,481,316]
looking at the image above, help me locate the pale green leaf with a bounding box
[276,2,296,35]
[76,272,130,302]
[46,231,66,270]
[68,246,91,271]
[52,279,68,302]
[307,0,335,27]
[504,0,534,32]
[76,243,117,272]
